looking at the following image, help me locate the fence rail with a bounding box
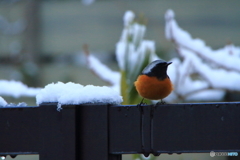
[1,102,240,159]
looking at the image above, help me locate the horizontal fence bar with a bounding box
[0,102,240,159]
[109,102,240,156]
[0,107,40,153]
[0,103,120,160]
[0,104,78,159]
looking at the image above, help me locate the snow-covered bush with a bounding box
[165,9,240,102]
[86,9,240,104]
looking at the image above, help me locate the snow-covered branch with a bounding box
[165,9,240,72]
[0,80,41,98]
[83,44,120,93]
[84,46,120,84]
[0,96,7,107]
[165,9,240,102]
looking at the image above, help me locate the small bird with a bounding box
[134,60,173,104]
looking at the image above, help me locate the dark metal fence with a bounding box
[1,102,240,159]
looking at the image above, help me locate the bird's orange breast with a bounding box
[134,75,173,100]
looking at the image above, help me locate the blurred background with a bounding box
[0,0,239,160]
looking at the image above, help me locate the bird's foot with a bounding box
[137,98,147,107]
[137,102,147,109]
[155,99,166,106]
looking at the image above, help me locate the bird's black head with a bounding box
[141,60,172,80]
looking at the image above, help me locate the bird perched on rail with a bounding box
[134,59,173,105]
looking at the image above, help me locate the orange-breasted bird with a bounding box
[134,60,173,104]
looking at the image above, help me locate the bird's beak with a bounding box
[167,62,172,66]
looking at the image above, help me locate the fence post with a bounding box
[76,104,121,160]
[38,103,77,160]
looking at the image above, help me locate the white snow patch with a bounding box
[87,54,120,88]
[0,96,7,107]
[123,10,135,26]
[5,102,28,108]
[116,42,126,70]
[0,80,41,98]
[116,11,150,73]
[0,97,29,108]
[36,82,123,106]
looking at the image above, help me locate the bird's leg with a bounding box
[160,99,166,104]
[137,98,145,106]
[155,99,166,106]
[137,98,147,113]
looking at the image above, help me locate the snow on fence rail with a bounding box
[0,81,122,109]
